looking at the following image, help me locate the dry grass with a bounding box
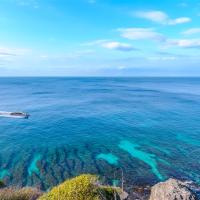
[0,187,42,200]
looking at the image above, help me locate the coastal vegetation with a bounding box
[0,187,42,200]
[39,174,121,200]
[0,175,199,200]
[0,174,122,200]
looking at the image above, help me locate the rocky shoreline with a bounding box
[126,178,200,200]
[0,176,200,200]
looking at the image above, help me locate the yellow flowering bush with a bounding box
[39,174,119,200]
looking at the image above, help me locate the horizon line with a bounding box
[0,76,200,78]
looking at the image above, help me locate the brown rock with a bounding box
[149,178,198,200]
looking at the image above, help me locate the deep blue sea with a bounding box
[0,77,200,190]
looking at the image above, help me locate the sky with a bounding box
[0,0,200,76]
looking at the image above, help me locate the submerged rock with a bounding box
[149,178,198,200]
[126,184,151,200]
[0,180,5,188]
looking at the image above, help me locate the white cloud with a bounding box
[168,17,191,25]
[148,56,176,61]
[117,66,127,70]
[15,0,39,8]
[83,40,136,51]
[101,42,136,51]
[118,28,165,41]
[0,47,30,65]
[0,47,30,56]
[135,10,191,25]
[135,11,168,24]
[167,39,200,48]
[178,2,188,7]
[39,55,49,59]
[182,28,200,35]
[0,52,16,57]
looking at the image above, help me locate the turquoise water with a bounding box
[0,77,200,189]
[97,153,119,165]
[28,154,42,176]
[119,140,163,180]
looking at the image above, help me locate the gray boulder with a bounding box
[149,178,198,200]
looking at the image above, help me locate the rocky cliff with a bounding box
[149,178,199,200]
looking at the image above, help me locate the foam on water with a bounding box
[118,140,163,180]
[28,154,42,176]
[0,169,9,179]
[96,153,119,165]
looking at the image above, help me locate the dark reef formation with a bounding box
[0,143,200,200]
[1,143,159,191]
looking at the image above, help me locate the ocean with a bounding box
[0,77,200,190]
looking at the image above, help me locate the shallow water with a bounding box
[0,77,200,189]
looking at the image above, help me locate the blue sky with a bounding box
[0,0,200,76]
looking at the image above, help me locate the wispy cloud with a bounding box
[14,0,39,8]
[83,40,137,51]
[39,49,94,60]
[134,10,191,25]
[182,28,200,35]
[118,28,165,41]
[101,41,136,51]
[83,39,108,46]
[0,52,16,57]
[135,11,168,24]
[0,47,30,59]
[166,39,200,48]
[147,56,176,61]
[168,17,191,25]
[178,2,188,7]
[117,26,200,50]
[156,51,186,58]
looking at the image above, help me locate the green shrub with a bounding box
[0,187,42,200]
[39,174,120,200]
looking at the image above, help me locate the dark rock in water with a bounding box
[0,180,5,188]
[149,178,199,200]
